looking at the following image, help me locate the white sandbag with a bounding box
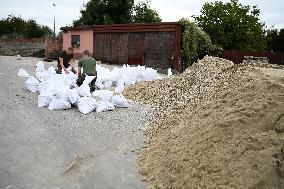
[36,61,45,72]
[103,80,113,88]
[92,90,114,101]
[111,94,130,108]
[96,100,115,113]
[66,88,80,104]
[36,70,49,82]
[77,96,98,114]
[48,98,71,111]
[18,68,29,78]
[143,67,161,81]
[47,66,57,76]
[95,79,104,89]
[168,68,172,77]
[114,80,125,94]
[38,91,53,107]
[65,72,78,88]
[78,84,91,97]
[83,76,95,85]
[25,76,39,93]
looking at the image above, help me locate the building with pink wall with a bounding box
[62,26,93,59]
[60,23,182,71]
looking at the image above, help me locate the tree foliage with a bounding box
[73,0,161,26]
[0,15,52,38]
[132,1,161,23]
[266,28,284,52]
[73,0,134,26]
[193,0,266,50]
[179,18,216,68]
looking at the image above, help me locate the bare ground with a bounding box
[0,56,155,189]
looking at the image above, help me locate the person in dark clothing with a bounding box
[76,50,97,91]
[57,47,76,74]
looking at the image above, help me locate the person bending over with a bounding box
[76,50,97,91]
[57,47,76,74]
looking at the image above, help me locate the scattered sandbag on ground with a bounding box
[93,90,114,101]
[38,91,53,107]
[25,76,39,93]
[96,100,115,113]
[77,96,98,114]
[111,94,130,108]
[48,98,71,111]
[19,61,160,114]
[66,88,80,105]
[18,68,30,78]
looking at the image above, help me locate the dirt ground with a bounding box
[125,57,284,188]
[0,56,156,189]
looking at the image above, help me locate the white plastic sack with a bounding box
[36,61,45,72]
[18,68,29,78]
[168,68,172,77]
[78,84,91,97]
[77,96,98,114]
[103,80,113,88]
[92,90,114,101]
[67,88,80,104]
[95,79,104,89]
[83,76,95,85]
[36,70,49,82]
[111,94,130,108]
[48,99,71,111]
[47,66,57,76]
[96,100,115,113]
[25,76,39,93]
[65,72,78,88]
[143,68,160,81]
[114,80,125,94]
[38,91,53,107]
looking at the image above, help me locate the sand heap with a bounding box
[124,56,284,188]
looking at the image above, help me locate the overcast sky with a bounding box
[0,0,283,33]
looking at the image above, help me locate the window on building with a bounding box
[71,35,80,48]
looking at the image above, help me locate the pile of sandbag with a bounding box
[95,64,162,89]
[18,61,142,114]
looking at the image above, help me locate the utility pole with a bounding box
[53,3,56,39]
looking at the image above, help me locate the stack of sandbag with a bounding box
[17,61,138,115]
[95,64,162,91]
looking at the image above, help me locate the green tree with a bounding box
[266,28,284,52]
[179,18,216,68]
[193,0,266,50]
[0,15,52,38]
[132,1,161,23]
[73,0,134,26]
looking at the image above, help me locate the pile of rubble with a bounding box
[124,56,284,188]
[125,56,245,114]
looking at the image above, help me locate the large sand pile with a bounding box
[124,56,284,188]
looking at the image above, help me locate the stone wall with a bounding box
[0,38,45,56]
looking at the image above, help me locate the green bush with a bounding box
[179,18,216,68]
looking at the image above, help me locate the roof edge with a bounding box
[60,22,180,31]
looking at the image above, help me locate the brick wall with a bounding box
[93,32,174,69]
[44,38,63,58]
[0,38,45,56]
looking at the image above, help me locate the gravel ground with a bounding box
[0,56,155,189]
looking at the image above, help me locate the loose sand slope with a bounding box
[124,56,284,188]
